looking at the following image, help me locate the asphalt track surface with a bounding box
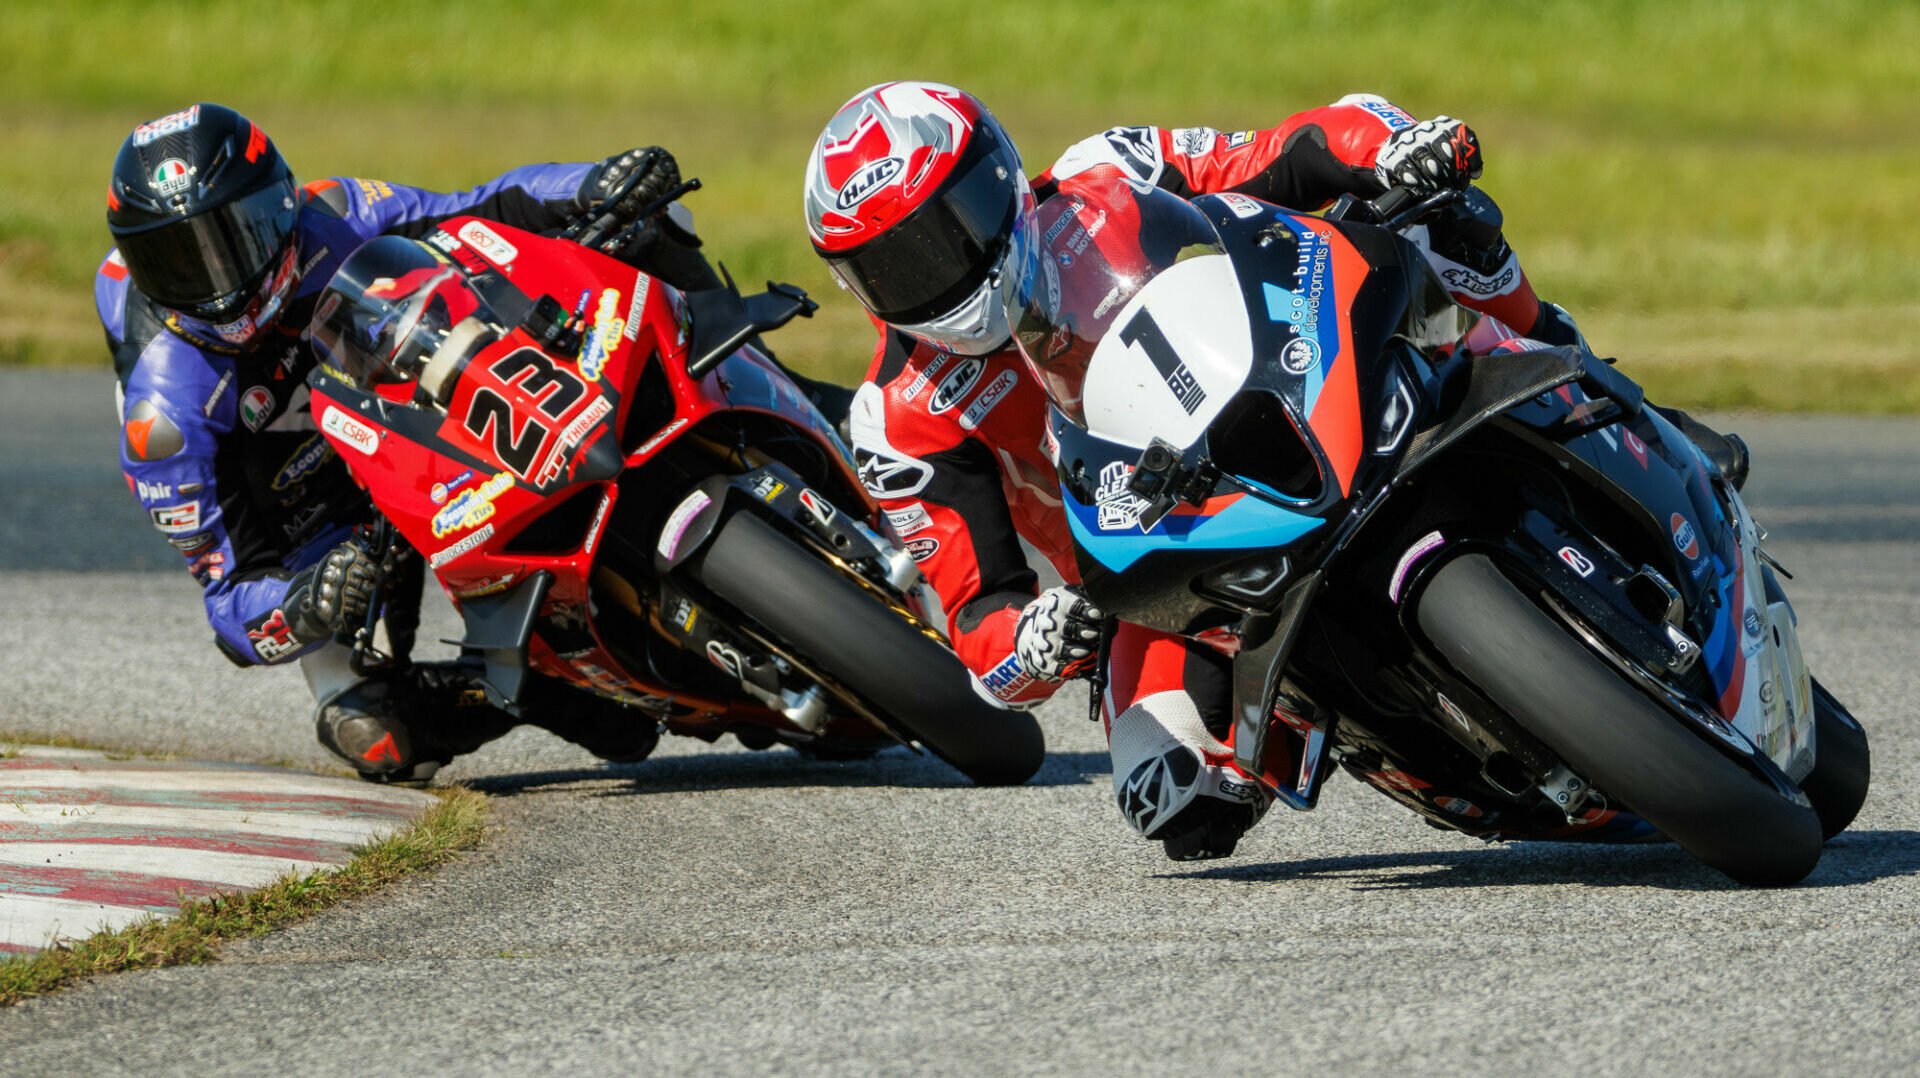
[1,368,1916,1074]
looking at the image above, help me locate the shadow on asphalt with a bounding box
[464,748,1112,797]
[1161,828,1920,891]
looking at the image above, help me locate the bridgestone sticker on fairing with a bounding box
[429,523,494,568]
[657,490,713,558]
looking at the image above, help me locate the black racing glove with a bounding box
[583,146,688,236]
[1374,116,1483,194]
[284,541,381,643]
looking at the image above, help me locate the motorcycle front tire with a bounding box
[688,510,1044,786]
[1417,553,1823,886]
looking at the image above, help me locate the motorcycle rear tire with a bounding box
[1802,678,1870,840]
[1417,553,1823,886]
[689,510,1044,786]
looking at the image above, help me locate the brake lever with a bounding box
[595,178,704,257]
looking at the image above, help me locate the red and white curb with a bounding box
[0,746,434,956]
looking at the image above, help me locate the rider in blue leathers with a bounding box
[100,103,756,782]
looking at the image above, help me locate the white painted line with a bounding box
[0,894,157,951]
[0,746,118,761]
[0,768,433,807]
[0,803,407,846]
[0,843,329,888]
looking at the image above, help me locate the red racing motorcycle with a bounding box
[303,186,1042,785]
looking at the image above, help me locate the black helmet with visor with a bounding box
[107,103,300,326]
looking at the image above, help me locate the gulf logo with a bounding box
[1670,513,1699,560]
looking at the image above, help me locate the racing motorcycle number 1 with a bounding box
[463,348,591,479]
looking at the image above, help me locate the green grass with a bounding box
[4,0,1916,406]
[0,786,486,1007]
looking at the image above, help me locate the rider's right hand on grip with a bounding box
[1014,585,1105,682]
[285,541,381,643]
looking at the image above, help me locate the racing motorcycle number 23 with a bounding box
[462,347,595,481]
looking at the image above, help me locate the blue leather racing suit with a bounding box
[99,163,594,667]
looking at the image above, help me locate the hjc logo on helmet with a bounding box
[835,156,904,211]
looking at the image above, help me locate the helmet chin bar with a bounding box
[893,207,1035,356]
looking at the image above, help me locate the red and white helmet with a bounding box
[804,81,1040,355]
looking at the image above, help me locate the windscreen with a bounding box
[310,236,491,388]
[1005,178,1223,426]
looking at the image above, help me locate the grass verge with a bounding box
[0,785,486,1008]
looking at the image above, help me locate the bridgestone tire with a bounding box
[1802,678,1870,841]
[689,510,1044,786]
[1417,554,1823,886]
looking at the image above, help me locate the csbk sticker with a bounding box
[322,406,380,455]
[905,537,939,562]
[959,369,1017,431]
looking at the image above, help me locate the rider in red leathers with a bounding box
[804,82,1599,859]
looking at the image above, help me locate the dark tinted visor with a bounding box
[820,133,1019,325]
[117,179,298,314]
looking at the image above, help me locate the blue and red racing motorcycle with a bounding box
[1011,177,1868,885]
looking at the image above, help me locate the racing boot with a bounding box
[1109,691,1272,862]
[519,674,661,764]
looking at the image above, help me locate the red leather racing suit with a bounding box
[850,94,1549,718]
